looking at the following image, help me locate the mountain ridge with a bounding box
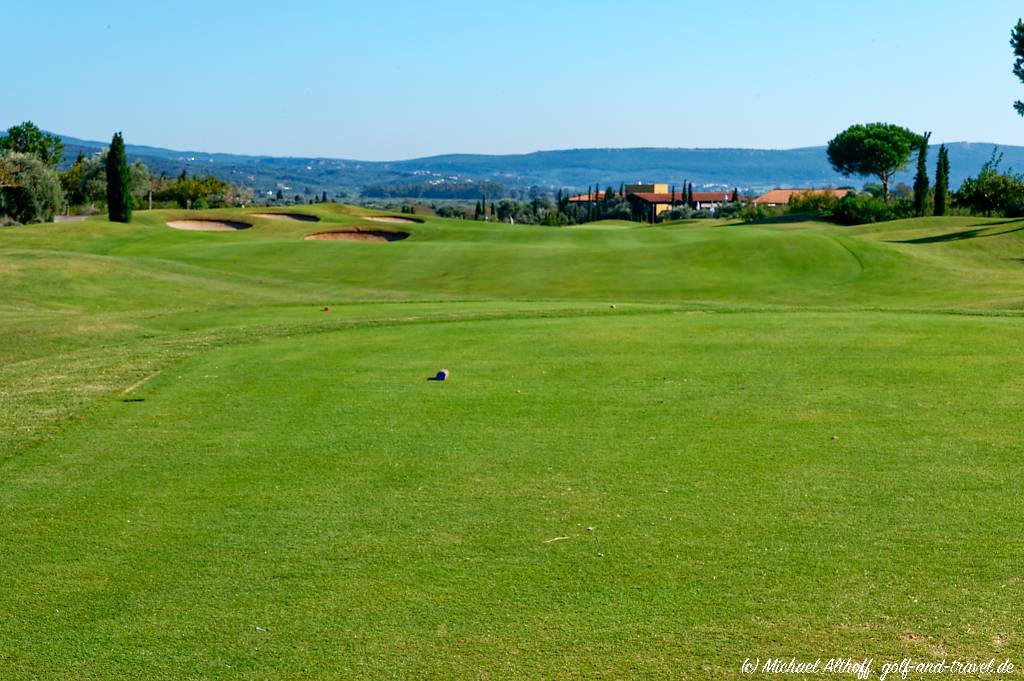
[55,133,1023,197]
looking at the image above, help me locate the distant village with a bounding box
[567,183,849,222]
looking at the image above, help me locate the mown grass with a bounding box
[1,208,1023,678]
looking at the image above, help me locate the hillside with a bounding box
[57,134,1022,198]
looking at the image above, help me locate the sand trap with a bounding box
[305,229,409,242]
[167,219,251,232]
[364,216,422,224]
[249,212,320,222]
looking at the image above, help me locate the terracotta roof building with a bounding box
[753,188,849,206]
[627,190,739,221]
[565,182,743,221]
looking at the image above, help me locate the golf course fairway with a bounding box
[1,206,1022,678]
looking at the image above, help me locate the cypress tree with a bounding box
[474,200,481,220]
[912,132,931,217]
[671,184,677,207]
[106,132,132,222]
[687,182,694,206]
[934,144,950,216]
[731,187,739,202]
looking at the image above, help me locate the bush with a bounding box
[787,190,841,215]
[740,204,784,222]
[716,202,746,219]
[659,205,724,222]
[660,205,694,221]
[0,152,65,224]
[831,193,913,225]
[435,205,469,219]
[952,150,1024,217]
[543,210,568,226]
[154,173,229,209]
[601,200,632,221]
[61,152,108,207]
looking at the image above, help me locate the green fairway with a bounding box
[2,208,1024,678]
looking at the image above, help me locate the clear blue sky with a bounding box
[4,0,1024,160]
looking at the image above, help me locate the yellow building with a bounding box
[624,183,670,195]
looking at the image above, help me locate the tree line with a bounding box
[1,121,253,225]
[804,120,1024,223]
[362,180,507,200]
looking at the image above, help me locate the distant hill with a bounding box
[401,144,1021,192]
[57,134,1023,198]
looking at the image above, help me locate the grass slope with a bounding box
[2,208,1024,678]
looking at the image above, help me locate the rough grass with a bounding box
[1,208,1023,678]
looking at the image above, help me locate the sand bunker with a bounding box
[249,212,320,222]
[305,229,409,242]
[167,219,251,232]
[364,216,422,225]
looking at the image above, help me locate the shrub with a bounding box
[0,152,65,224]
[60,152,108,208]
[787,190,841,215]
[660,205,694,221]
[153,173,229,209]
[740,204,784,222]
[831,193,912,225]
[716,202,746,219]
[601,200,632,221]
[543,210,568,226]
[952,149,1024,217]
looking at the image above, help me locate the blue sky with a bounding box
[4,0,1024,159]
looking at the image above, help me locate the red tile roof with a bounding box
[753,188,849,205]
[692,192,734,203]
